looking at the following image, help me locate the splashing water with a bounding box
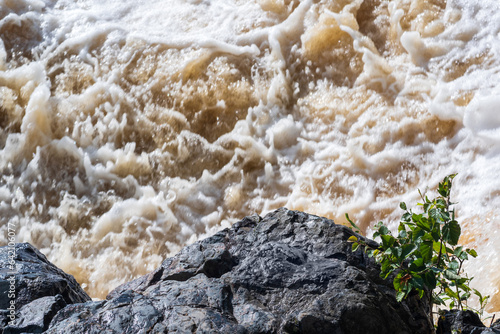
[1,0,500,309]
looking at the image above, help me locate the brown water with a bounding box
[1,0,500,311]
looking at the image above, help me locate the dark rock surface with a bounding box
[0,243,91,333]
[437,310,500,334]
[2,208,436,333]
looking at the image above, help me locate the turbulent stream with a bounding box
[1,0,500,311]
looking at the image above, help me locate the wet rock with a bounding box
[0,243,91,333]
[46,208,433,333]
[437,310,500,334]
[3,295,67,333]
[0,243,91,308]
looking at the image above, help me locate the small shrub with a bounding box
[347,174,488,318]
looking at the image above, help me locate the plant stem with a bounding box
[429,292,433,325]
[457,258,464,311]
[437,238,443,268]
[455,282,462,311]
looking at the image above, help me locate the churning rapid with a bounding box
[1,0,500,308]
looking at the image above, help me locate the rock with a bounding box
[437,310,500,334]
[3,295,67,334]
[46,208,433,333]
[0,243,91,333]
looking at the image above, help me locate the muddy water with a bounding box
[1,0,500,309]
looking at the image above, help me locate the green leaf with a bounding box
[433,241,445,254]
[448,260,460,270]
[410,275,425,290]
[347,235,358,243]
[394,272,408,291]
[410,257,424,271]
[444,269,462,281]
[443,221,461,245]
[429,208,449,223]
[436,198,447,208]
[431,229,440,242]
[420,241,433,263]
[453,246,463,257]
[400,202,407,211]
[412,213,423,224]
[429,267,443,274]
[461,292,471,301]
[445,287,459,299]
[380,234,396,248]
[352,243,360,252]
[378,225,391,236]
[466,248,478,258]
[412,228,425,242]
[458,281,471,291]
[346,214,360,233]
[401,244,417,260]
[380,261,393,279]
[458,251,469,261]
[423,203,430,213]
[423,271,437,290]
[433,294,445,306]
[415,216,431,232]
[391,246,402,259]
[438,181,449,197]
[396,291,406,302]
[421,232,434,242]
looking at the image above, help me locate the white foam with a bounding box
[464,94,500,141]
[1,0,500,309]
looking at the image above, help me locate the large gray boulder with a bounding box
[44,208,433,333]
[0,243,91,333]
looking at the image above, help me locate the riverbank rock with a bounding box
[2,208,434,333]
[437,310,500,334]
[0,243,91,333]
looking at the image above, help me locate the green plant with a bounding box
[347,174,488,317]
